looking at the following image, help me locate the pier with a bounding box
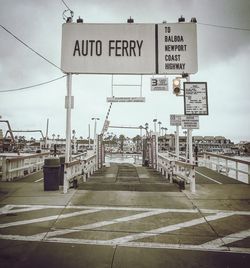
[0,152,249,267]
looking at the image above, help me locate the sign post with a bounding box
[170,114,182,160]
[64,73,73,194]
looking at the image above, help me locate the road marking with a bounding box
[201,229,250,248]
[108,212,234,244]
[195,171,222,184]
[31,210,168,239]
[34,178,44,182]
[0,204,249,254]
[1,234,249,254]
[0,209,100,228]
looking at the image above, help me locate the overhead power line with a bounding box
[0,75,66,93]
[0,24,63,71]
[62,0,72,11]
[198,22,250,32]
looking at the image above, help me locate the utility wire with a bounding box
[198,22,250,32]
[0,24,63,71]
[0,75,66,93]
[62,0,72,11]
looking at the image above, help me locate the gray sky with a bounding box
[0,0,250,142]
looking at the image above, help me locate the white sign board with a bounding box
[170,114,182,126]
[184,82,208,115]
[181,115,199,129]
[106,97,145,103]
[61,23,197,74]
[151,77,168,91]
[157,23,198,74]
[61,23,155,74]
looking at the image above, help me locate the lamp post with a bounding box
[91,117,100,153]
[158,121,162,136]
[153,119,157,133]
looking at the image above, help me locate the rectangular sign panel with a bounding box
[184,82,208,115]
[181,115,199,129]
[157,23,198,74]
[61,23,197,74]
[170,114,182,126]
[61,23,155,74]
[151,77,168,91]
[106,97,145,102]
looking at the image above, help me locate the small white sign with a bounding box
[181,115,199,129]
[106,97,145,103]
[184,82,208,115]
[151,77,168,91]
[170,114,182,126]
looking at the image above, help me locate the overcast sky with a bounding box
[0,0,250,142]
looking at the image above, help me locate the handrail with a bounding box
[203,152,250,165]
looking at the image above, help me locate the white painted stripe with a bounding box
[34,178,43,182]
[0,209,100,228]
[108,212,234,244]
[201,229,250,248]
[200,209,250,216]
[3,204,250,216]
[34,210,167,239]
[195,171,222,184]
[67,205,199,214]
[0,205,14,213]
[0,206,47,215]
[0,234,249,254]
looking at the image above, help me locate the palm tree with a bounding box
[118,134,125,151]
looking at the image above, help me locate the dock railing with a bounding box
[0,152,50,181]
[64,151,97,184]
[157,152,196,192]
[199,152,250,184]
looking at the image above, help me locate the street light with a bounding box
[158,121,162,135]
[153,119,157,133]
[91,117,100,152]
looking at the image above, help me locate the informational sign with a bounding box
[61,23,155,74]
[151,77,168,91]
[184,82,208,115]
[106,97,145,102]
[181,115,199,129]
[101,120,110,133]
[61,23,197,74]
[170,114,182,126]
[157,23,198,74]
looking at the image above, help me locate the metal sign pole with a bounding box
[176,125,179,160]
[64,73,72,194]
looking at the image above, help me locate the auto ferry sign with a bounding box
[61,22,197,74]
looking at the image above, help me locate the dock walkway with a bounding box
[0,163,249,267]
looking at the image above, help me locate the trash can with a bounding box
[43,158,60,191]
[59,156,65,186]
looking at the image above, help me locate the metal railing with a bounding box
[199,152,250,184]
[157,152,196,192]
[63,151,97,193]
[0,152,50,181]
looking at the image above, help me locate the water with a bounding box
[105,154,142,165]
[206,156,250,184]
